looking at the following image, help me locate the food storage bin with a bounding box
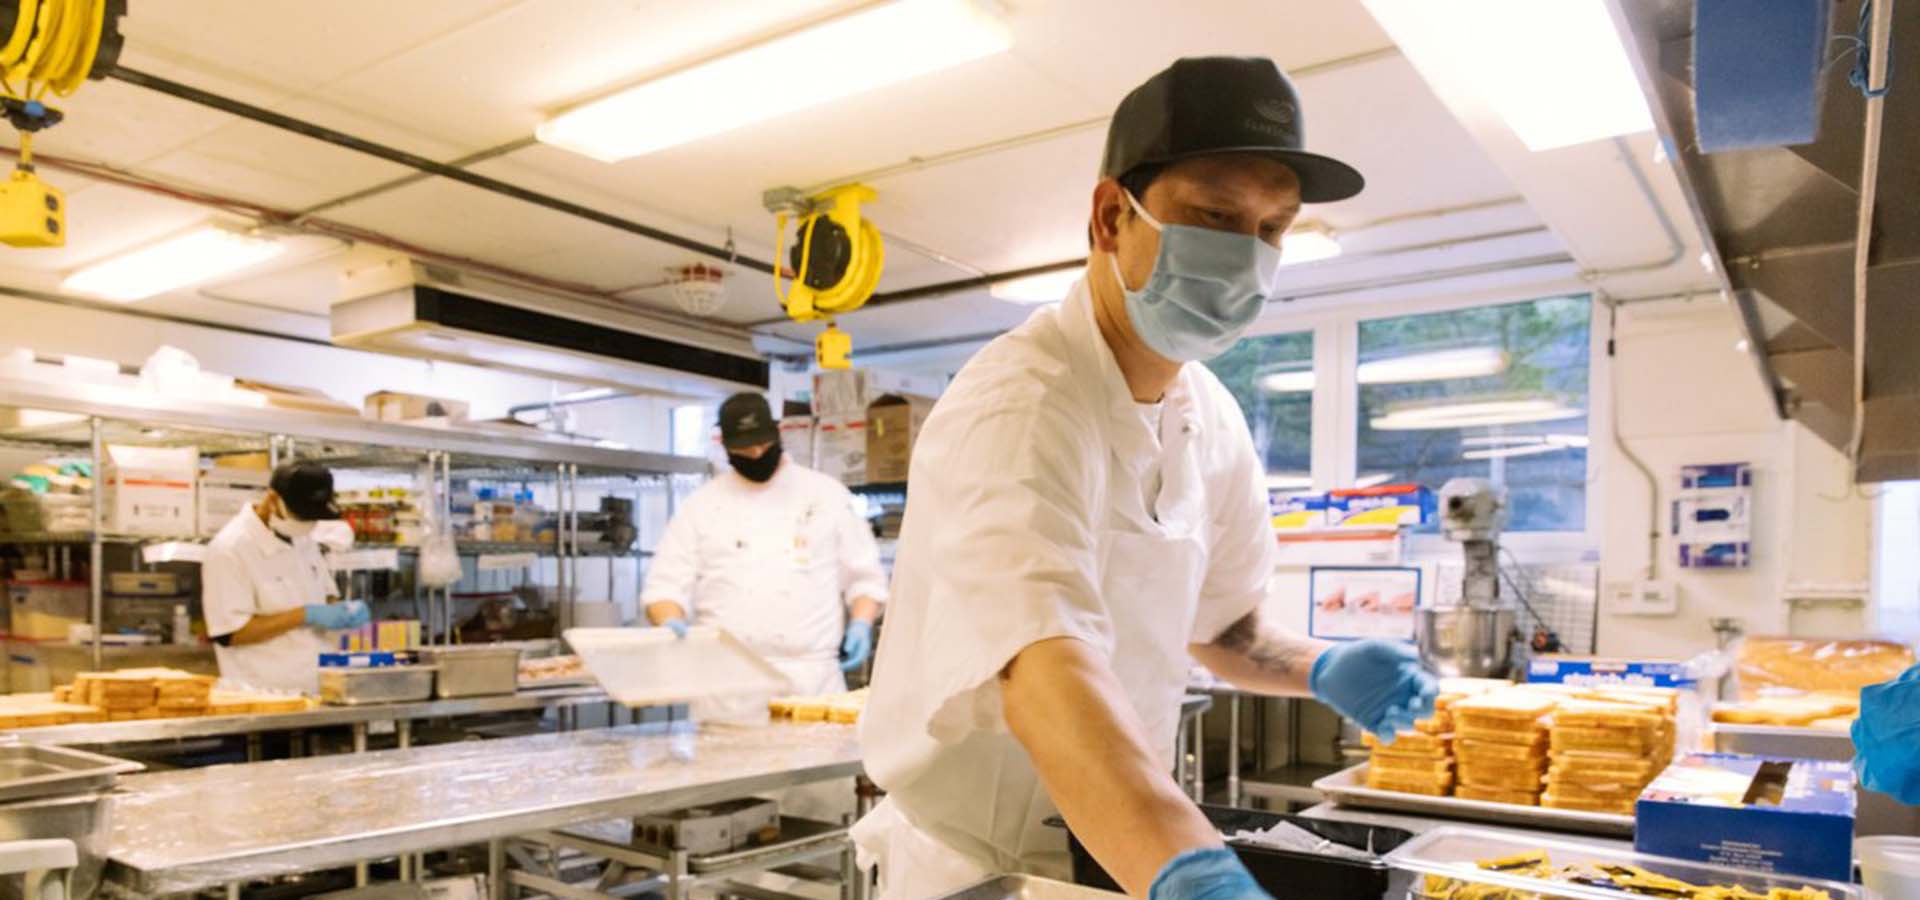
[318,665,436,705]
[1385,825,1861,899]
[1061,805,1415,900]
[416,646,521,698]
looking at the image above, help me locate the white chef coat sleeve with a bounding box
[1189,390,1277,644]
[201,542,259,639]
[640,503,701,615]
[834,489,888,605]
[907,396,1108,742]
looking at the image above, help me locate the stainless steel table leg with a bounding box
[398,719,412,749]
[669,849,690,900]
[1227,694,1241,808]
[352,722,368,753]
[226,882,239,900]
[356,860,369,887]
[1192,711,1206,803]
[489,838,506,900]
[246,732,261,763]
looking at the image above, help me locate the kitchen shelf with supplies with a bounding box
[0,376,708,668]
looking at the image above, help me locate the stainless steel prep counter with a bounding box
[2,685,609,748]
[99,720,862,896]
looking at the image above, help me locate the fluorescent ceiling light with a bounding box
[63,226,286,303]
[1259,369,1316,393]
[1371,397,1583,431]
[1280,223,1342,266]
[1363,0,1651,151]
[537,0,1012,162]
[1358,347,1507,385]
[991,268,1082,305]
[1463,442,1566,461]
[1265,474,1313,491]
[1460,433,1589,459]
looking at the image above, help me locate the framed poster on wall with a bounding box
[1308,565,1423,642]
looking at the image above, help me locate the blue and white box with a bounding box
[1635,752,1856,883]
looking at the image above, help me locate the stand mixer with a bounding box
[1416,478,1521,678]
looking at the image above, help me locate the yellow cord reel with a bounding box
[773,183,884,370]
[1,0,123,248]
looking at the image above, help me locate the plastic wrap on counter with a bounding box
[102,721,859,894]
[1734,636,1915,700]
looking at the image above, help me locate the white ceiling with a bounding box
[1,0,1713,378]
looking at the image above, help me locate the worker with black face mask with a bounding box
[640,392,887,720]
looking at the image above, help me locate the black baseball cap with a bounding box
[718,393,779,450]
[270,462,341,521]
[1101,57,1364,204]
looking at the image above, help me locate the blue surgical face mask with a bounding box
[1109,190,1283,362]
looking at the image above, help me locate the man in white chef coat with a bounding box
[642,391,887,704]
[854,58,1439,900]
[202,462,370,694]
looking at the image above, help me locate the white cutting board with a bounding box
[563,626,793,707]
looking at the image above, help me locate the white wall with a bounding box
[1592,299,1872,656]
[0,292,593,420]
[1873,482,1920,639]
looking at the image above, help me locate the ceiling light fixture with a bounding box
[1280,222,1342,266]
[1361,0,1652,152]
[1370,396,1583,431]
[1259,369,1317,393]
[63,226,286,303]
[990,268,1083,305]
[1265,474,1313,491]
[1357,346,1508,385]
[537,0,1012,162]
[1460,432,1589,459]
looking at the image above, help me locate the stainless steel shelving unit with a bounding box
[0,376,709,666]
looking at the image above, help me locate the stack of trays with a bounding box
[1542,695,1676,815]
[1363,729,1454,796]
[1450,692,1558,805]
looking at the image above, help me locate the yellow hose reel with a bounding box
[773,183,884,370]
[1,0,124,248]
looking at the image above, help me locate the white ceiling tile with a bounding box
[136,120,416,211]
[28,79,233,168]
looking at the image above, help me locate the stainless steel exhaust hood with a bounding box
[331,260,768,399]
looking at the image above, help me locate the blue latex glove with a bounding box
[841,620,874,672]
[304,600,369,631]
[660,618,690,640]
[1149,848,1270,900]
[1310,639,1439,741]
[1854,663,1920,804]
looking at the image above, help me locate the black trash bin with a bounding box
[1058,805,1415,900]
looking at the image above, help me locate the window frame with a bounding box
[1239,278,1608,559]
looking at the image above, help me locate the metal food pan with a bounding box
[1312,764,1634,837]
[417,646,521,698]
[936,875,1124,900]
[318,665,437,706]
[0,744,142,803]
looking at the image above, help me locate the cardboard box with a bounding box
[1635,752,1856,882]
[101,445,197,536]
[865,393,933,484]
[6,580,88,640]
[779,415,815,468]
[812,369,870,418]
[1330,483,1436,528]
[198,466,270,537]
[813,414,867,487]
[363,391,469,424]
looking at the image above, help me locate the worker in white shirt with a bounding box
[202,462,369,694]
[853,58,1438,900]
[642,391,887,706]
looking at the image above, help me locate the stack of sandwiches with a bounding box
[1542,691,1678,815]
[1450,691,1559,806]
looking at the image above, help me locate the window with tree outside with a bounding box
[1356,295,1593,532]
[1204,331,1313,493]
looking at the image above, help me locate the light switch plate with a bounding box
[1608,579,1680,616]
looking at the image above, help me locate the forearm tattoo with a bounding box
[1212,611,1315,677]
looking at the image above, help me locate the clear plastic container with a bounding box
[1386,826,1860,900]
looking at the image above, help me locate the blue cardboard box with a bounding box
[1526,657,1697,689]
[1635,752,1856,883]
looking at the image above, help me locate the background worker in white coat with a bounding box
[202,462,370,694]
[853,58,1437,900]
[642,391,887,706]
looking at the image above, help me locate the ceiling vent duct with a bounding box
[330,259,768,399]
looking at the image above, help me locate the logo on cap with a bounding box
[1254,98,1295,127]
[740,414,760,428]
